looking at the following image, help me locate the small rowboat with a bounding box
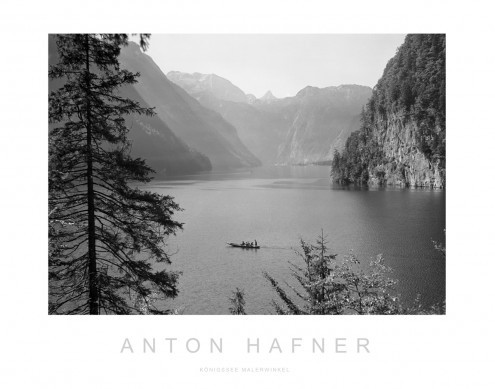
[227,243,260,249]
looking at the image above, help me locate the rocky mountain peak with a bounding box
[260,90,277,101]
[296,86,319,98]
[167,71,248,103]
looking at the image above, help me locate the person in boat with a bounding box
[255,239,257,246]
[241,241,245,246]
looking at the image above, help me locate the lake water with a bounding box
[144,166,446,314]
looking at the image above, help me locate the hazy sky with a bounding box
[145,34,406,98]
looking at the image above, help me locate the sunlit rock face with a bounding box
[369,110,444,188]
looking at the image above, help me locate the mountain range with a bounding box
[118,44,261,171]
[50,37,372,174]
[167,71,372,165]
[50,34,444,187]
[49,38,263,177]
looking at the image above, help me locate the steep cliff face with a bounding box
[369,111,444,187]
[332,34,446,188]
[276,85,371,164]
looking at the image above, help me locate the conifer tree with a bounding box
[49,34,182,314]
[264,231,402,315]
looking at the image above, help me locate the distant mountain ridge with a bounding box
[259,90,277,102]
[119,44,261,170]
[167,71,249,103]
[168,70,372,165]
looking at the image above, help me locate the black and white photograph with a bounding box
[49,33,445,315]
[3,0,495,388]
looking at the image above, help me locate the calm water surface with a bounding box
[143,166,445,314]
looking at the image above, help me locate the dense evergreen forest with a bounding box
[332,34,445,187]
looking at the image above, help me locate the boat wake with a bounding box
[259,245,293,250]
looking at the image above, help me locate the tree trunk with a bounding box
[85,34,99,315]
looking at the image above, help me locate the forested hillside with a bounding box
[332,34,445,188]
